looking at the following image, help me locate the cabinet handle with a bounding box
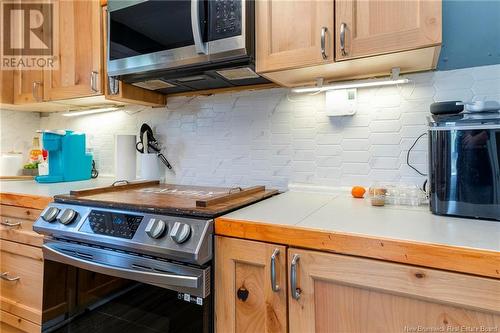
[290,254,301,300]
[90,71,99,92]
[0,219,22,227]
[340,22,348,56]
[32,81,42,102]
[270,248,280,292]
[1,272,20,282]
[320,26,328,60]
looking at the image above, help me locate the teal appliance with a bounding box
[35,130,93,183]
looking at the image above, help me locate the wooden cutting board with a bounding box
[55,182,279,218]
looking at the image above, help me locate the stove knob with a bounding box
[41,207,60,222]
[59,209,77,225]
[170,222,191,244]
[145,218,167,239]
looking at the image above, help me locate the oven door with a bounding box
[41,239,212,333]
[107,0,210,77]
[43,239,210,298]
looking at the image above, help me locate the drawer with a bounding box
[0,240,43,324]
[0,205,42,221]
[0,310,41,333]
[0,206,43,247]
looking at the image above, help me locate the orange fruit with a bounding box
[351,186,366,198]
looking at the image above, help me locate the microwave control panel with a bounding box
[211,0,242,40]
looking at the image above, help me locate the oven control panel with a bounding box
[33,203,214,265]
[87,210,143,239]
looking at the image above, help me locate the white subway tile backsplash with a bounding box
[1,64,498,190]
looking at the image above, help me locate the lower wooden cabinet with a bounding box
[0,240,43,325]
[215,236,287,333]
[215,236,500,333]
[288,248,500,333]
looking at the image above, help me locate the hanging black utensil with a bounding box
[136,123,173,170]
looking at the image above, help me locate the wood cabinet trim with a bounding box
[215,218,500,279]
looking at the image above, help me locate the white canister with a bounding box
[140,153,162,180]
[0,153,24,176]
[114,134,137,181]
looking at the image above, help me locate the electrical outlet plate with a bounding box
[325,88,357,116]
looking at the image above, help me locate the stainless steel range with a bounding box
[33,182,277,333]
[35,203,212,296]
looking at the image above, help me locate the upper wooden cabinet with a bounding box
[256,0,334,73]
[3,0,164,110]
[287,248,500,333]
[215,236,287,333]
[43,0,102,100]
[335,0,441,60]
[256,0,442,86]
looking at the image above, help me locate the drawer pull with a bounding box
[1,220,22,227]
[1,272,20,281]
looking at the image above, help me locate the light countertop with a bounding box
[222,190,500,253]
[0,177,115,198]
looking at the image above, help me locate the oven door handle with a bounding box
[191,0,208,54]
[42,243,201,289]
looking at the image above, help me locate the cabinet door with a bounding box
[335,0,441,60]
[288,248,500,333]
[215,236,287,333]
[43,0,102,101]
[256,0,334,73]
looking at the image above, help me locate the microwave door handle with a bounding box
[191,0,207,54]
[42,243,200,289]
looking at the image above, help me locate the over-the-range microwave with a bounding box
[107,0,269,94]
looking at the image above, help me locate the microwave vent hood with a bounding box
[107,0,268,94]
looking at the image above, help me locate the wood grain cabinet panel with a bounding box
[256,0,334,73]
[43,0,102,100]
[0,240,43,325]
[335,0,442,60]
[215,236,287,333]
[287,248,500,333]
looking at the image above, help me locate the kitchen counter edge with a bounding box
[214,217,500,279]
